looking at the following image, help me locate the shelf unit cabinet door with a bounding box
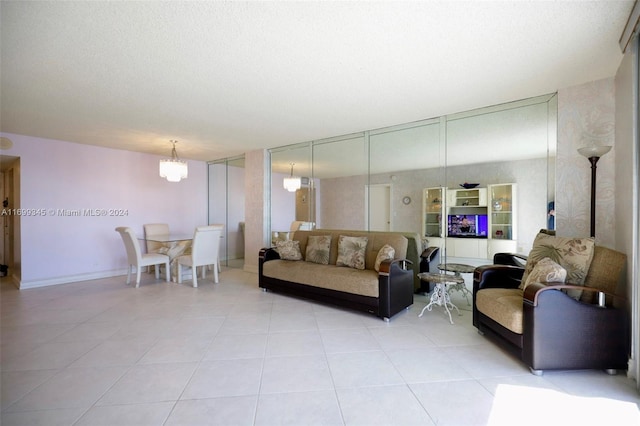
[489,183,517,241]
[448,238,487,259]
[423,187,445,238]
[448,188,487,208]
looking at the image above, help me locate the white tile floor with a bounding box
[2,268,640,425]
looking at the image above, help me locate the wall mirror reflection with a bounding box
[269,93,557,268]
[208,156,246,269]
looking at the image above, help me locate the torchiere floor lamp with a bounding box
[577,145,612,238]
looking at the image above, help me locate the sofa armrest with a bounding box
[378,258,414,320]
[523,282,620,307]
[473,264,524,292]
[493,252,528,267]
[378,258,412,275]
[259,247,281,262]
[521,281,629,372]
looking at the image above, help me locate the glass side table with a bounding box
[417,272,464,324]
[437,263,475,304]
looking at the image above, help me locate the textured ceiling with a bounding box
[0,1,634,162]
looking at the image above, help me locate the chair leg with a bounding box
[178,263,183,284]
[164,261,170,282]
[135,267,141,288]
[213,264,219,283]
[192,266,198,288]
[154,265,160,279]
[126,265,132,285]
[202,265,206,279]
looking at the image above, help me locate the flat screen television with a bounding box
[448,214,488,238]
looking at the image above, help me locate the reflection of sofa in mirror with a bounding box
[259,229,414,320]
[473,233,628,375]
[417,246,441,293]
[270,94,556,261]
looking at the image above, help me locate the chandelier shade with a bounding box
[159,140,188,182]
[283,163,301,192]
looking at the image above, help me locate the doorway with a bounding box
[366,184,392,231]
[0,155,19,283]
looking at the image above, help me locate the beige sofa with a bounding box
[259,229,414,320]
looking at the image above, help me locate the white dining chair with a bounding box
[143,223,169,252]
[143,223,169,274]
[177,226,222,287]
[115,227,170,287]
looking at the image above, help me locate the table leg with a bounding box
[448,272,472,305]
[418,283,458,324]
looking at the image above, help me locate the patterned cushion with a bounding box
[336,235,368,270]
[374,244,395,272]
[305,235,331,265]
[275,240,302,261]
[520,232,595,299]
[522,257,566,289]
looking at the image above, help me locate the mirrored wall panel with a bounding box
[208,156,245,268]
[269,93,557,263]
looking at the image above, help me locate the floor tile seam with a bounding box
[373,345,413,387]
[252,300,273,426]
[1,405,90,425]
[98,362,199,410]
[2,364,132,415]
[405,382,439,424]
[318,322,349,426]
[4,336,107,373]
[323,347,387,356]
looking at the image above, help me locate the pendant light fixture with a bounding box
[283,162,301,192]
[159,140,188,182]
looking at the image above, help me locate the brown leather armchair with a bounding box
[473,246,628,375]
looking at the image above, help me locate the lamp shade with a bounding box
[578,145,612,158]
[283,176,301,192]
[159,159,188,182]
[160,140,188,182]
[283,162,301,192]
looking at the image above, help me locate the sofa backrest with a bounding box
[580,245,626,302]
[292,230,408,271]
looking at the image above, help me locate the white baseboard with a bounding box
[19,269,127,289]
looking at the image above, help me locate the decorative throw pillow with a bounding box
[275,240,302,261]
[522,257,567,290]
[520,232,595,298]
[305,235,331,265]
[336,235,368,270]
[374,244,395,272]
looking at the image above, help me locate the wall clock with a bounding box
[402,196,411,205]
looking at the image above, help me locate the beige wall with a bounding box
[556,78,616,247]
[614,36,638,382]
[243,149,270,273]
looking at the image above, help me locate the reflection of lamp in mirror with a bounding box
[578,145,611,237]
[283,163,301,192]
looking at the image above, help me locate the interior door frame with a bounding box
[365,183,392,231]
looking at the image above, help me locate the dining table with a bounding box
[139,234,193,282]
